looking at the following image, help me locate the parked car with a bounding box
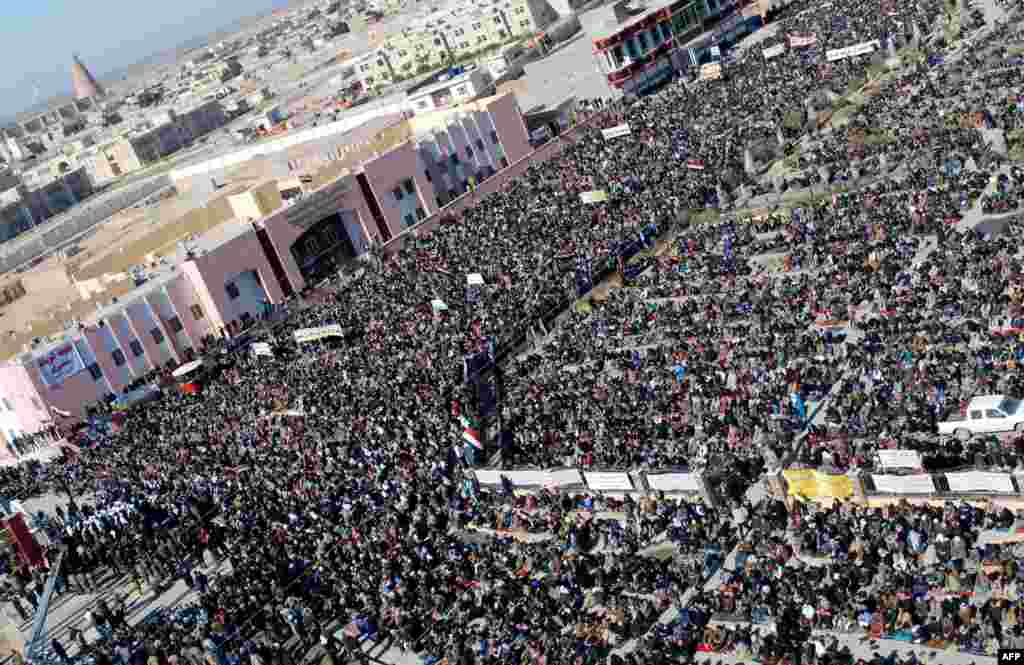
[938,394,1024,437]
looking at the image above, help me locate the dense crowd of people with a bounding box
[0,0,1023,664]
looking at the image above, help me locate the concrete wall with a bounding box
[361,141,434,237]
[187,228,285,334]
[0,176,174,275]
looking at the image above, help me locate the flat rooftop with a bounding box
[583,0,679,41]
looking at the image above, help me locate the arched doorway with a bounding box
[289,212,358,284]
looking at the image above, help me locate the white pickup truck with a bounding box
[938,395,1024,438]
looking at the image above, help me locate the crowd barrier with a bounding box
[472,467,714,503]
[772,468,1024,503]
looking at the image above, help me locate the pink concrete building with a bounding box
[0,93,541,439]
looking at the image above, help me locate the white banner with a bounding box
[601,124,632,140]
[473,469,585,489]
[872,474,936,494]
[876,450,923,470]
[293,324,344,344]
[546,468,585,488]
[251,342,274,357]
[37,343,85,387]
[788,33,818,47]
[646,472,702,492]
[580,190,609,204]
[583,472,634,492]
[762,44,786,60]
[946,472,1015,494]
[826,40,879,62]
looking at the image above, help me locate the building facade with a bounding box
[81,101,228,183]
[0,92,532,433]
[588,0,759,95]
[353,0,557,92]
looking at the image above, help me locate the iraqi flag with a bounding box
[686,159,705,171]
[461,415,482,449]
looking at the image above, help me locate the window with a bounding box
[167,316,184,333]
[226,282,240,300]
[1,398,11,411]
[986,410,1005,419]
[415,206,426,221]
[130,340,144,357]
[403,178,415,195]
[190,304,205,321]
[88,363,103,381]
[151,328,164,344]
[970,410,983,420]
[112,349,126,367]
[424,169,432,182]
[392,186,404,201]
[475,138,485,150]
[489,130,499,144]
[404,213,416,227]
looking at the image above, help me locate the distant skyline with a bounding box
[0,0,296,120]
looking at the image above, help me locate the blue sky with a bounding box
[0,0,290,118]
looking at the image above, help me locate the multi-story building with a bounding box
[0,92,532,443]
[80,101,228,183]
[588,0,758,96]
[407,67,495,114]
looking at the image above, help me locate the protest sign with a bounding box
[788,33,818,48]
[294,324,344,344]
[700,63,723,81]
[762,44,785,60]
[826,40,879,62]
[876,450,923,470]
[645,473,702,493]
[580,190,609,204]
[601,124,632,140]
[782,469,854,500]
